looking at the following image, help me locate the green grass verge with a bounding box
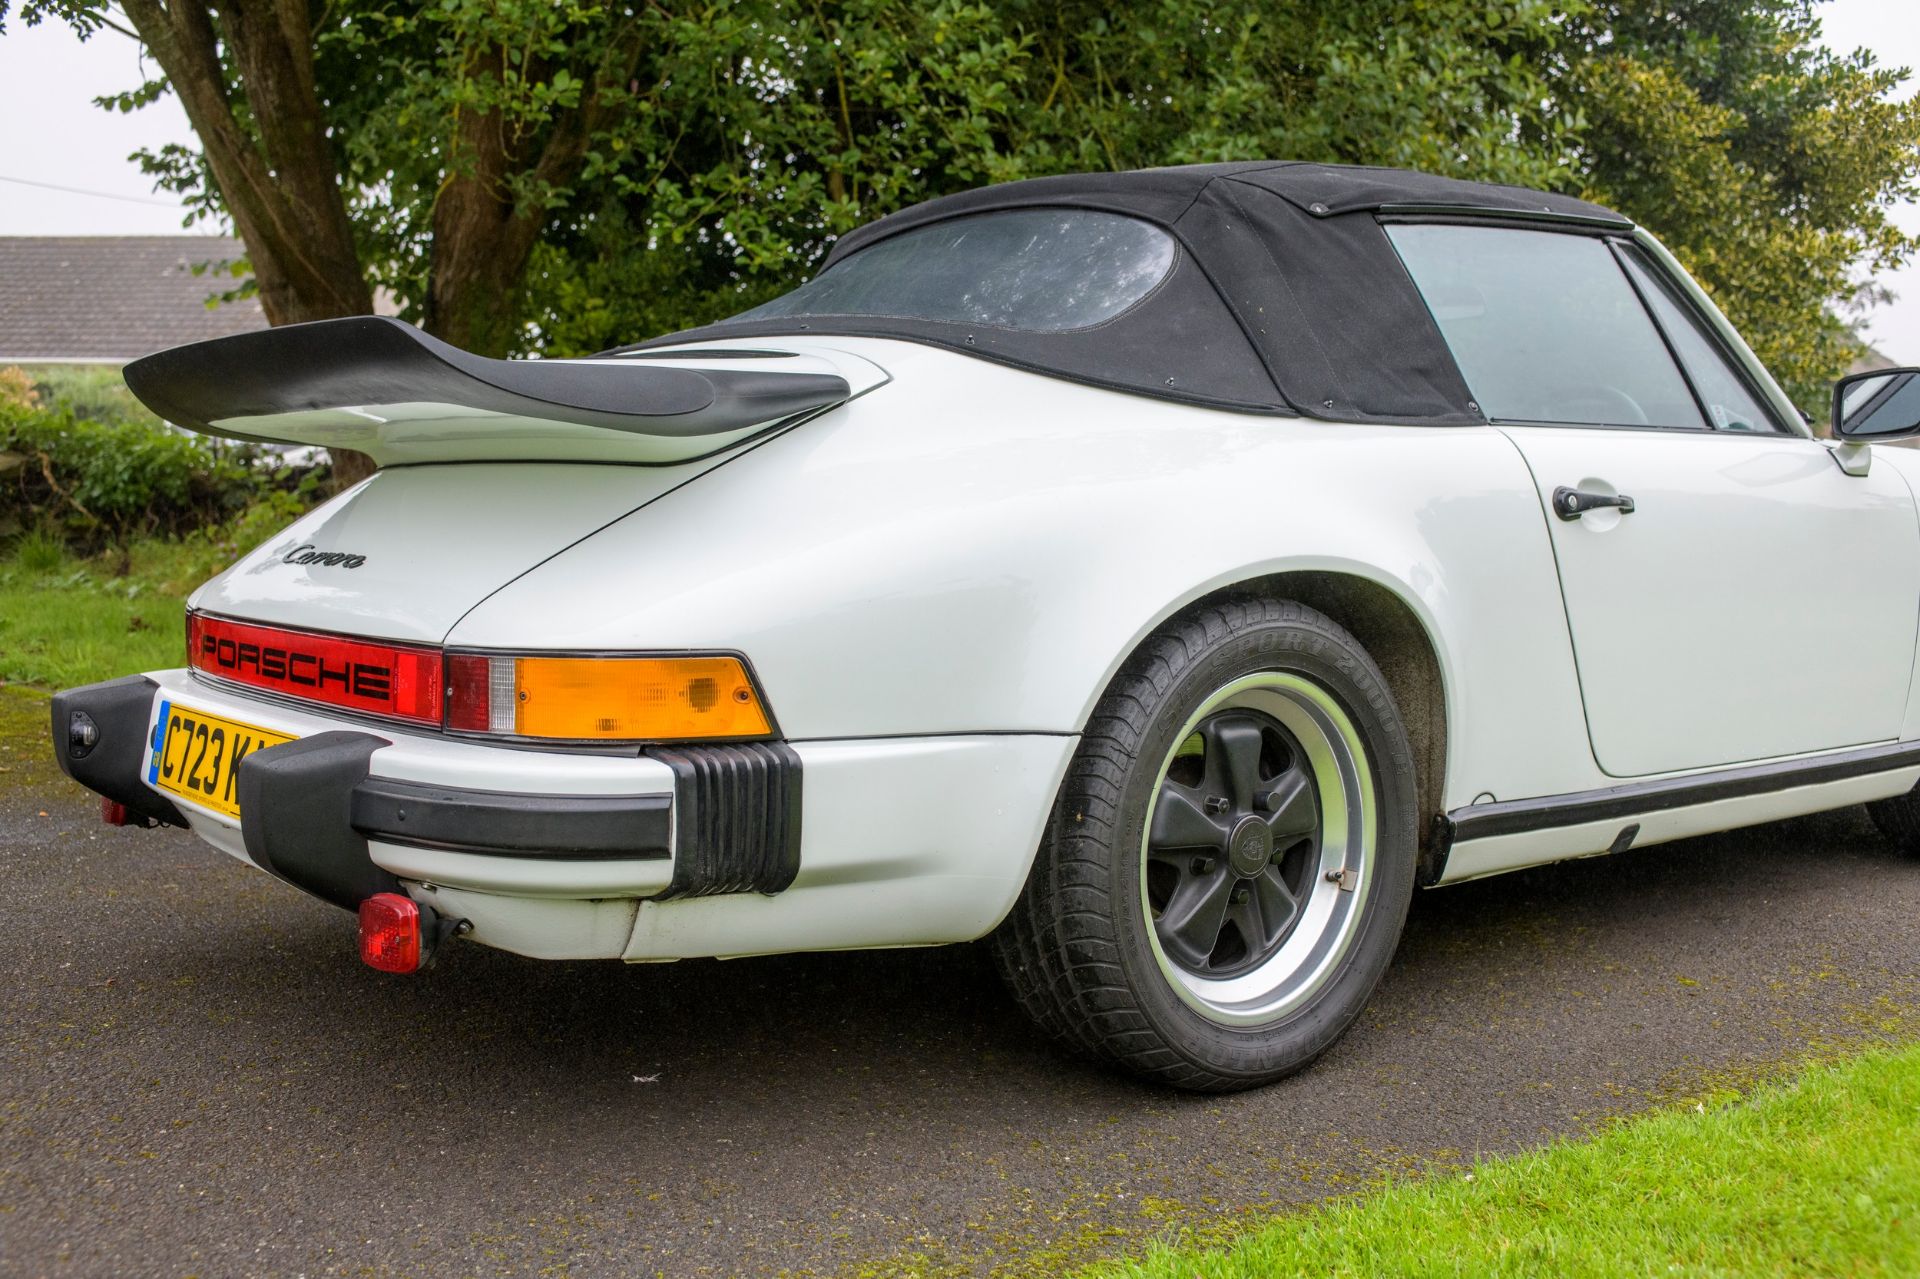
[0,532,217,689]
[1093,1041,1920,1279]
[0,683,64,797]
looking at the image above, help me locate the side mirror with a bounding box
[1834,367,1920,441]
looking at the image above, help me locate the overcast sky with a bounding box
[0,2,1916,361]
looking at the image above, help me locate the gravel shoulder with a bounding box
[3,684,1918,1277]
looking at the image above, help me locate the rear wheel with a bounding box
[992,595,1419,1091]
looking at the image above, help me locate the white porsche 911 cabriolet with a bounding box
[52,162,1920,1091]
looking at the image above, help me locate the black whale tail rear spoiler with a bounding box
[122,315,869,466]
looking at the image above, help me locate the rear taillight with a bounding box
[445,653,773,742]
[186,611,776,744]
[188,612,442,725]
[358,893,423,973]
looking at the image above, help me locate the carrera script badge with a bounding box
[282,543,366,569]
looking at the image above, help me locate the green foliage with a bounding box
[7,0,1917,398]
[10,527,66,575]
[522,0,1586,354]
[311,0,659,350]
[1569,0,1920,409]
[15,363,162,427]
[214,488,312,559]
[1093,1039,1920,1278]
[3,404,241,545]
[0,367,325,553]
[452,0,1920,395]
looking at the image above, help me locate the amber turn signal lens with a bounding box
[445,654,772,741]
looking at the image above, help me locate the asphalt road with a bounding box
[5,723,1920,1278]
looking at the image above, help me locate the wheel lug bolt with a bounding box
[1203,795,1230,816]
[1230,886,1249,904]
[1190,856,1215,875]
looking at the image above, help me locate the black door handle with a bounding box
[1553,486,1636,521]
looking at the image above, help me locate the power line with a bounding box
[0,172,181,208]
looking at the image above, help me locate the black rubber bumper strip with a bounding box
[49,675,186,829]
[238,732,677,910]
[1445,736,1920,845]
[1425,736,1920,884]
[350,778,672,859]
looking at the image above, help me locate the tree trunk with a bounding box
[119,0,377,486]
[424,35,648,357]
[112,6,645,485]
[424,67,552,358]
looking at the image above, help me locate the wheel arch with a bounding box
[1089,566,1453,885]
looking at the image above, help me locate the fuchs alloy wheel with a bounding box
[992,596,1419,1091]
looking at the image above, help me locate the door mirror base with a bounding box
[1829,439,1872,477]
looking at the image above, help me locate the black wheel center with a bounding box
[1143,708,1324,979]
[1228,815,1271,877]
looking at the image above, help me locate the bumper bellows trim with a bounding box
[652,741,802,897]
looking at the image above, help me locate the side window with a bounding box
[1386,223,1705,430]
[1617,249,1782,433]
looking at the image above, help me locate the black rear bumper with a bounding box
[51,676,186,829]
[51,677,803,911]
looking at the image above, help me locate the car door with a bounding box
[1388,221,1920,778]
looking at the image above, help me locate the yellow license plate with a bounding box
[148,700,296,820]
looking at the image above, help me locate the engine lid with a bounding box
[191,458,733,645]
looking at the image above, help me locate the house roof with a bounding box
[0,236,266,364]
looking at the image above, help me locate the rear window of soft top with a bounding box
[738,208,1178,333]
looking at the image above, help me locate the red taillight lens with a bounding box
[188,613,443,725]
[444,653,496,733]
[358,893,422,973]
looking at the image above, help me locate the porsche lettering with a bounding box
[199,633,392,701]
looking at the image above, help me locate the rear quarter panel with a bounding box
[450,340,1599,809]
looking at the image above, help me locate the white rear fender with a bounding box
[451,340,1595,809]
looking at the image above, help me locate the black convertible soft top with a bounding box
[634,162,1633,425]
